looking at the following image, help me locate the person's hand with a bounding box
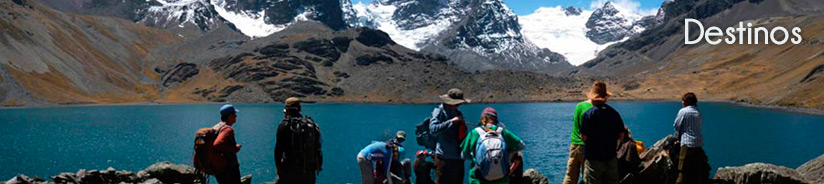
[450,116,464,123]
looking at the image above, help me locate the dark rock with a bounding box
[356,54,394,65]
[209,53,254,71]
[800,64,824,83]
[51,172,78,183]
[564,6,582,16]
[218,85,244,98]
[293,38,341,61]
[714,163,808,184]
[142,161,203,184]
[425,54,448,62]
[517,169,549,184]
[797,154,824,183]
[356,28,395,47]
[12,0,26,7]
[5,174,35,184]
[258,43,290,57]
[161,63,199,87]
[331,36,352,52]
[636,153,675,184]
[329,87,345,96]
[333,71,350,78]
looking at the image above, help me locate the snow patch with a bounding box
[520,6,621,66]
[350,2,458,51]
[211,0,288,38]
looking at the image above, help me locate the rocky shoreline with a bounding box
[4,135,823,184]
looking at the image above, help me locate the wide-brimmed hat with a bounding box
[586,81,612,101]
[284,97,301,110]
[440,88,471,105]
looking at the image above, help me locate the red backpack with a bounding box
[193,125,226,175]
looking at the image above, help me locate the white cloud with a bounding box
[589,0,658,16]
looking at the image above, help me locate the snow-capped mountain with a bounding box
[520,1,656,66]
[141,0,221,33]
[585,1,648,44]
[347,0,571,73]
[40,0,348,38]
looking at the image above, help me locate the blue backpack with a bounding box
[474,126,509,181]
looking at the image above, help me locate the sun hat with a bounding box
[284,97,301,109]
[586,81,612,101]
[439,88,471,105]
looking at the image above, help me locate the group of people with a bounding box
[357,88,527,184]
[194,97,322,184]
[562,82,708,184]
[195,81,708,184]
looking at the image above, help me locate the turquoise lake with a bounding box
[1,102,823,183]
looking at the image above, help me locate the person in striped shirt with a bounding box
[673,92,710,184]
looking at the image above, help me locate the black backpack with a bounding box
[416,108,445,150]
[282,116,322,171]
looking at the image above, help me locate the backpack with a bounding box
[416,108,445,150]
[193,125,225,175]
[473,127,509,181]
[282,116,322,171]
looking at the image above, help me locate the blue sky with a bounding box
[355,0,665,15]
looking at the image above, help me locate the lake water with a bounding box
[1,102,823,183]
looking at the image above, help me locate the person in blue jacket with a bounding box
[357,136,405,184]
[429,88,470,184]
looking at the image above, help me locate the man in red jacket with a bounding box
[214,104,242,184]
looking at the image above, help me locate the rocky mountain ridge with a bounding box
[574,0,824,110]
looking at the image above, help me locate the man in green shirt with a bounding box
[563,85,596,184]
[460,107,526,184]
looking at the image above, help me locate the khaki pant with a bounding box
[358,156,375,184]
[563,144,585,184]
[583,158,618,184]
[676,146,710,184]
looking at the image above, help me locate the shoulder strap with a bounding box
[215,124,226,135]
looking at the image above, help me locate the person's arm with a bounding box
[214,127,239,153]
[274,122,287,168]
[460,131,479,160]
[429,108,453,135]
[673,109,684,133]
[315,121,323,172]
[503,130,526,152]
[580,113,590,142]
[616,112,626,139]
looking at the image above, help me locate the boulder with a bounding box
[356,28,395,47]
[142,161,203,184]
[142,178,162,184]
[5,174,31,184]
[714,163,808,184]
[519,169,549,184]
[51,172,78,183]
[797,154,824,183]
[356,54,394,66]
[293,38,342,61]
[636,153,676,184]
